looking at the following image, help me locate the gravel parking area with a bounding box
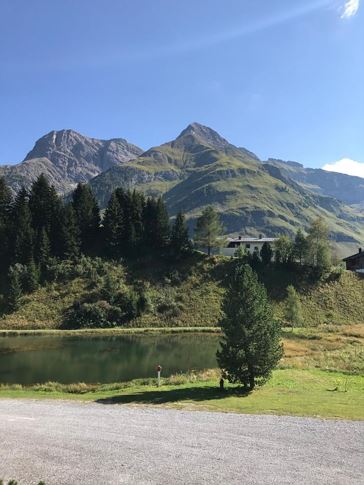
[0,399,363,484]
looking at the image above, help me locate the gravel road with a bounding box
[0,399,363,484]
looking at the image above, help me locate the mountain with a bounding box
[1,123,363,249]
[266,159,364,205]
[0,129,143,194]
[90,123,364,246]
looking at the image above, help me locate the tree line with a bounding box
[0,175,191,308]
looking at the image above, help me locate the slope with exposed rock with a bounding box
[0,129,143,195]
[90,123,364,245]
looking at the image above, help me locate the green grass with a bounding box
[0,369,363,420]
[0,326,220,337]
[1,253,363,330]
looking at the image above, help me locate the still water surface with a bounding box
[0,333,220,384]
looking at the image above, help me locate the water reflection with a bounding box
[0,334,220,384]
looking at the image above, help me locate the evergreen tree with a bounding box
[260,242,273,265]
[0,177,12,269]
[22,260,39,293]
[284,285,304,330]
[194,206,223,256]
[72,183,100,254]
[29,174,53,233]
[0,176,12,222]
[293,229,307,265]
[11,188,34,265]
[217,264,283,390]
[35,227,51,266]
[7,264,23,311]
[103,191,124,258]
[60,204,81,259]
[143,197,170,251]
[170,212,191,257]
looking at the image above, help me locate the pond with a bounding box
[0,333,221,384]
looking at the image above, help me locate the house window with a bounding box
[254,246,259,251]
[245,244,250,249]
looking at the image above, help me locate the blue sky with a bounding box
[0,0,363,174]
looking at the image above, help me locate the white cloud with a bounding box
[341,0,360,18]
[323,158,364,178]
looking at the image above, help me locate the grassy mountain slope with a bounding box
[266,158,364,205]
[1,255,363,330]
[90,123,364,245]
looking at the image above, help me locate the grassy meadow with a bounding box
[0,324,363,419]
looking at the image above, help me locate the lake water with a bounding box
[0,333,220,384]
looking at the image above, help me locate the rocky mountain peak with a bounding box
[1,129,143,195]
[176,122,230,151]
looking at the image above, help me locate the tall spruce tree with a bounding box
[194,206,223,256]
[0,177,12,269]
[217,264,283,390]
[143,197,170,251]
[260,242,273,265]
[11,188,34,265]
[7,264,23,311]
[60,204,81,259]
[103,191,124,258]
[72,183,100,254]
[170,212,191,257]
[293,229,307,265]
[35,227,51,275]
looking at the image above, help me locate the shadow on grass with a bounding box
[96,385,248,406]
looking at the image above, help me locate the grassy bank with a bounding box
[0,324,363,419]
[0,368,363,420]
[1,254,363,330]
[0,326,220,337]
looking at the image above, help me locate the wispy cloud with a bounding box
[341,0,360,18]
[323,158,364,178]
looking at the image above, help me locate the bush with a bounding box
[66,300,122,328]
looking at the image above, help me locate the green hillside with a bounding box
[90,123,364,246]
[1,254,363,330]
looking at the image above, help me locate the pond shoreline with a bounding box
[0,326,222,337]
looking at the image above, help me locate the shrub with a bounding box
[66,300,122,328]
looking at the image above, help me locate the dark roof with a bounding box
[343,250,364,262]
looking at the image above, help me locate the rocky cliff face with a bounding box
[0,129,143,194]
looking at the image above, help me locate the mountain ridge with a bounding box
[1,123,363,249]
[0,129,143,194]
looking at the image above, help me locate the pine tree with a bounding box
[170,212,191,257]
[72,183,100,254]
[293,229,307,265]
[194,206,223,256]
[7,264,23,311]
[60,204,81,259]
[0,177,12,270]
[29,174,53,233]
[217,264,283,390]
[11,188,34,265]
[103,191,123,258]
[22,260,39,293]
[260,242,273,265]
[143,197,170,251]
[284,285,304,330]
[35,227,51,266]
